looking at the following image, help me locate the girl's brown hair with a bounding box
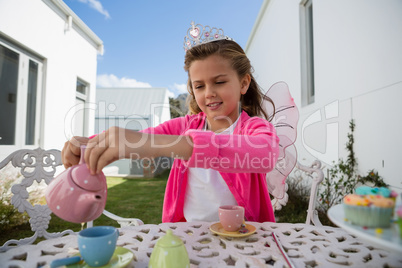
[184,39,274,121]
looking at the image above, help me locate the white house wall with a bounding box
[246,0,402,190]
[0,0,100,159]
[159,90,172,124]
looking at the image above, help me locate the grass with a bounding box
[0,170,169,246]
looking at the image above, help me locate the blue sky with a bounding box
[64,0,263,97]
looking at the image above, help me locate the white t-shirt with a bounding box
[183,118,240,222]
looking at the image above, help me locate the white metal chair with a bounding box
[0,147,143,252]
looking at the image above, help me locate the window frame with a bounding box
[0,36,44,149]
[300,0,316,106]
[73,78,90,137]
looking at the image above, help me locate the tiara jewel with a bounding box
[183,21,233,51]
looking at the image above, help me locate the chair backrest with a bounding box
[296,160,324,226]
[268,160,324,226]
[0,148,74,252]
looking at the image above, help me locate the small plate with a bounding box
[210,222,256,237]
[67,247,134,268]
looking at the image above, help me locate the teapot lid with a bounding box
[70,165,105,191]
[155,229,184,248]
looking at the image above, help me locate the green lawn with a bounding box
[0,170,169,246]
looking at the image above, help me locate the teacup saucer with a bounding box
[67,246,133,268]
[209,222,256,237]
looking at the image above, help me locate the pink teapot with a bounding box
[45,146,107,223]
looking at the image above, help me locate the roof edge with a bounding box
[48,0,104,55]
[245,0,271,53]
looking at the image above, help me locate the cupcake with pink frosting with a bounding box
[355,186,398,215]
[343,193,395,228]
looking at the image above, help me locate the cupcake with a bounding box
[397,206,402,238]
[343,194,395,228]
[355,186,395,198]
[355,186,397,214]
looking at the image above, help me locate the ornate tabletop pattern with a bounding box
[1,222,401,268]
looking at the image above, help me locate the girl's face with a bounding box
[189,54,250,132]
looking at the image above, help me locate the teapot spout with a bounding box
[75,193,105,222]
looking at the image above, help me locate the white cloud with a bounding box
[166,90,175,99]
[169,83,187,95]
[77,0,110,19]
[97,74,152,88]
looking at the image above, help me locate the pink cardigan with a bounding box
[141,111,280,222]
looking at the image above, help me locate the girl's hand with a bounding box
[83,126,194,174]
[61,136,89,169]
[84,126,146,174]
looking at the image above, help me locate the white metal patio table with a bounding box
[1,221,401,267]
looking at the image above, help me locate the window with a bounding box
[73,79,89,137]
[0,38,43,146]
[300,0,315,106]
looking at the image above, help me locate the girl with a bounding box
[62,23,280,223]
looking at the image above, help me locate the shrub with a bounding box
[273,172,311,223]
[274,169,335,226]
[0,163,47,231]
[0,163,28,229]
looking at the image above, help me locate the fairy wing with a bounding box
[261,82,299,205]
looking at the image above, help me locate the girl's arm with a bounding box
[62,115,278,174]
[61,116,190,170]
[184,118,279,173]
[84,126,193,174]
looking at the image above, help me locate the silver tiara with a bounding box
[183,21,233,51]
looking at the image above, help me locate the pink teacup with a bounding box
[218,205,244,232]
